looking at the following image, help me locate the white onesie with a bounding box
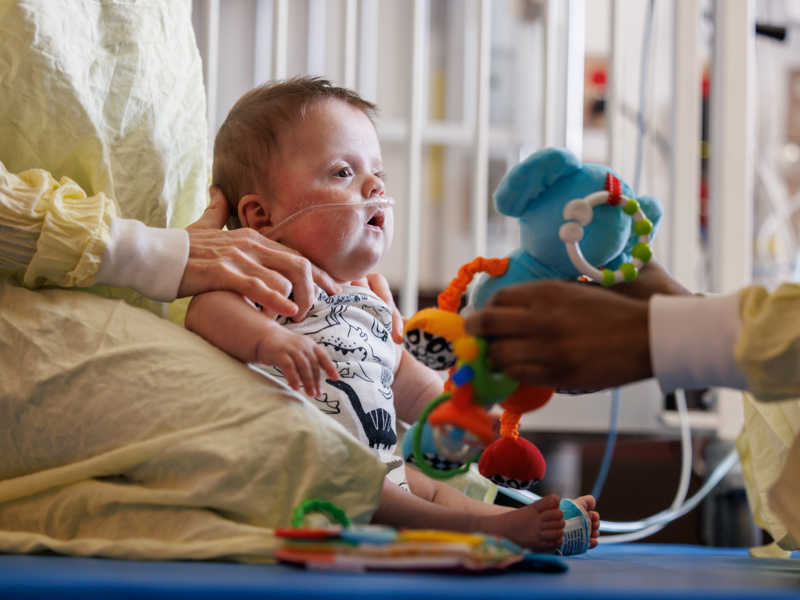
[255,286,407,489]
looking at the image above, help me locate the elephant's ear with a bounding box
[494,147,581,217]
[607,193,664,269]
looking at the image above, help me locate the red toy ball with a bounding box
[478,436,546,490]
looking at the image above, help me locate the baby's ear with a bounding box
[238,194,273,232]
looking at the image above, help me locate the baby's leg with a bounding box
[389,470,599,553]
[394,469,568,552]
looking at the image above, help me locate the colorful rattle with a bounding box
[402,258,554,490]
[559,173,653,286]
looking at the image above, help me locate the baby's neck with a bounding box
[339,277,370,290]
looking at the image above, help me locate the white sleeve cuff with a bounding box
[95,218,190,302]
[650,292,749,394]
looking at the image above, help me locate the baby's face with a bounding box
[264,100,392,284]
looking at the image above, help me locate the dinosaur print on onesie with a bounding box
[257,286,407,489]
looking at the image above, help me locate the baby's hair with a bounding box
[213,75,378,229]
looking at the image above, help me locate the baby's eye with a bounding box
[375,170,387,181]
[336,167,353,178]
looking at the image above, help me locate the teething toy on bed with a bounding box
[402,147,663,492]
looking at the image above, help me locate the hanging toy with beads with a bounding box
[402,258,554,489]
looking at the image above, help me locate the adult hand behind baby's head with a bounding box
[179,186,341,319]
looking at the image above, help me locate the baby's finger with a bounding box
[315,346,339,381]
[391,306,405,344]
[292,350,320,397]
[244,277,298,317]
[277,358,302,392]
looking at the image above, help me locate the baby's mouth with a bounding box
[366,208,385,230]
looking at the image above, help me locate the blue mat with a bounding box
[0,544,798,600]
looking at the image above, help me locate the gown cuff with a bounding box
[650,292,749,394]
[95,218,189,302]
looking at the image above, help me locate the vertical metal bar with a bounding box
[462,0,478,134]
[708,0,754,294]
[401,0,426,316]
[471,0,491,259]
[205,0,220,147]
[708,0,755,441]
[358,0,380,102]
[608,0,623,172]
[254,0,273,84]
[307,0,327,75]
[542,0,561,148]
[343,0,358,89]
[542,0,582,155]
[272,0,288,79]
[564,0,585,159]
[670,0,701,289]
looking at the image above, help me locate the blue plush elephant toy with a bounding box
[470,147,663,309]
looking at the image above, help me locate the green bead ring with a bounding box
[558,190,653,287]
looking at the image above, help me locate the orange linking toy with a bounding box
[402,258,555,490]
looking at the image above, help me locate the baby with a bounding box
[186,76,599,552]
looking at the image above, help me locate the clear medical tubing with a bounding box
[262,197,395,241]
[591,386,621,501]
[498,446,737,536]
[599,446,738,535]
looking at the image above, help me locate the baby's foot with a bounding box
[557,495,600,555]
[572,495,600,549]
[485,494,566,553]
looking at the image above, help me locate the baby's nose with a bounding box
[363,174,385,199]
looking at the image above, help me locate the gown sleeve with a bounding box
[0,160,188,302]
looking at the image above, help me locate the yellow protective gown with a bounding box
[735,284,800,553]
[0,0,385,562]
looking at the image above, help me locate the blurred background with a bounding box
[190,0,800,547]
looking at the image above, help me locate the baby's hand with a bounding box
[255,328,339,397]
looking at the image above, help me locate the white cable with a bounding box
[497,445,738,534]
[598,388,692,543]
[599,446,738,534]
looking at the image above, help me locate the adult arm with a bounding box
[733,283,800,402]
[0,163,339,317]
[464,279,654,391]
[178,187,339,319]
[463,260,755,396]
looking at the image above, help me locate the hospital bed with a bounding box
[1,544,798,599]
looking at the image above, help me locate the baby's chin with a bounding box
[329,250,388,283]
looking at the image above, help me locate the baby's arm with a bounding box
[391,347,447,423]
[186,291,338,396]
